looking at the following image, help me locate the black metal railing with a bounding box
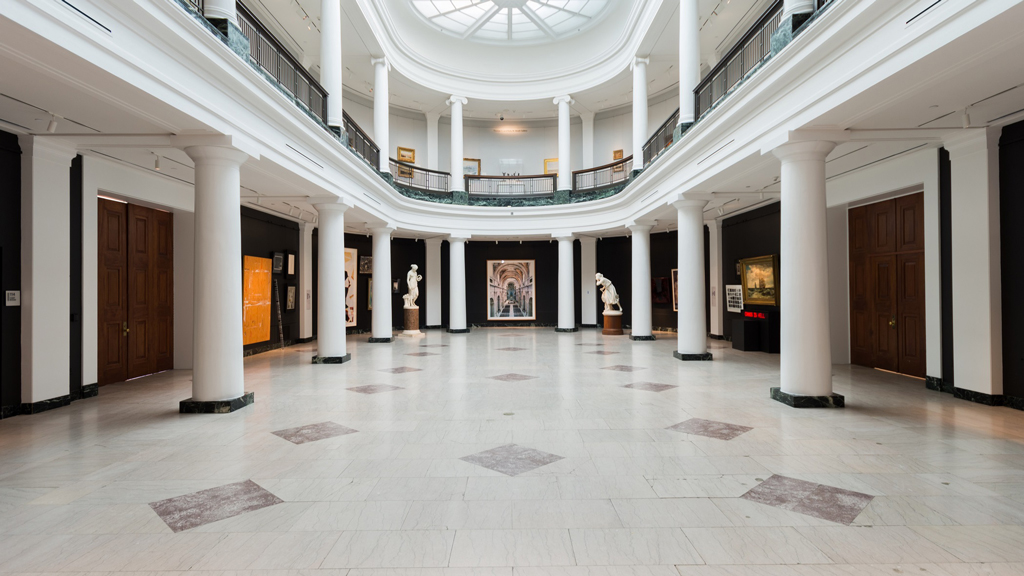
[573,156,633,193]
[465,174,558,197]
[185,0,203,12]
[642,108,680,166]
[236,2,328,122]
[342,111,380,168]
[390,159,450,193]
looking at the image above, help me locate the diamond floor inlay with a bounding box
[149,480,282,532]
[496,347,528,351]
[622,382,678,392]
[380,366,422,374]
[406,352,439,357]
[348,384,404,394]
[420,344,448,347]
[588,351,619,355]
[666,417,753,440]
[603,365,645,372]
[488,373,537,381]
[741,474,874,525]
[271,421,358,444]
[460,444,565,476]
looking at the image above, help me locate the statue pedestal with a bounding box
[403,307,421,335]
[602,311,623,336]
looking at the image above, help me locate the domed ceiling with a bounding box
[410,0,611,45]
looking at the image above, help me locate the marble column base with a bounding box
[770,13,813,55]
[771,387,844,408]
[368,337,395,344]
[926,375,953,394]
[554,189,571,204]
[447,328,471,334]
[312,354,351,364]
[179,392,254,414]
[674,351,713,361]
[581,323,600,328]
[452,191,469,205]
[630,334,656,341]
[672,122,694,142]
[555,327,579,333]
[207,18,251,60]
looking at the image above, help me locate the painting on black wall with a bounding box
[272,252,284,273]
[652,277,671,305]
[740,255,778,306]
[671,269,679,312]
[487,259,536,320]
[359,256,372,274]
[286,285,296,310]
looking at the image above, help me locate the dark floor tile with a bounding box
[742,475,819,508]
[460,444,564,476]
[741,475,873,525]
[420,344,449,347]
[496,347,528,352]
[348,384,404,394]
[623,382,678,393]
[666,418,753,441]
[380,367,422,374]
[603,365,645,372]
[577,343,604,346]
[149,480,282,532]
[406,352,439,357]
[489,373,537,382]
[588,351,619,355]
[272,421,358,444]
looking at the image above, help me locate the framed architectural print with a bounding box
[739,255,778,306]
[671,268,679,312]
[397,146,415,163]
[359,255,372,274]
[613,149,625,172]
[544,158,558,175]
[345,247,357,326]
[486,259,536,320]
[463,158,481,176]
[286,285,296,310]
[272,252,284,273]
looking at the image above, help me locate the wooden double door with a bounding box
[98,199,174,385]
[849,193,926,378]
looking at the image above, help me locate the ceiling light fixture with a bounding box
[46,115,58,133]
[154,154,161,171]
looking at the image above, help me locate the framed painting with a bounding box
[671,269,679,312]
[345,247,357,326]
[359,255,372,274]
[739,255,778,306]
[486,259,536,321]
[544,158,558,175]
[397,146,415,163]
[463,158,481,176]
[652,276,671,305]
[271,252,284,273]
[242,256,272,345]
[612,149,625,172]
[287,253,295,276]
[368,278,372,311]
[286,285,296,310]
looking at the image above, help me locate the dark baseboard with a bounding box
[0,404,18,420]
[1003,396,1024,411]
[709,334,726,341]
[770,387,845,408]
[555,327,579,333]
[470,322,556,328]
[73,383,99,400]
[952,387,1004,406]
[296,337,315,344]
[368,337,395,343]
[244,339,296,357]
[179,392,254,414]
[312,354,352,364]
[580,324,600,328]
[674,351,713,361]
[629,334,656,341]
[424,325,443,330]
[7,383,100,420]
[925,375,953,394]
[447,328,471,334]
[21,395,73,415]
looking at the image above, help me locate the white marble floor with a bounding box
[2,328,1024,575]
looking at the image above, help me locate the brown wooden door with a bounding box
[98,199,128,385]
[848,206,873,366]
[152,209,174,373]
[127,204,174,379]
[871,254,899,372]
[897,252,926,377]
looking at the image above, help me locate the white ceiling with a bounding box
[409,0,612,45]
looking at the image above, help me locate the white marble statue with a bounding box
[403,264,422,309]
[595,273,622,313]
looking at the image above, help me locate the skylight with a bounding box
[410,1,610,45]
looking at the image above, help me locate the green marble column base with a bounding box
[771,13,812,56]
[673,122,693,142]
[631,168,644,179]
[312,354,352,364]
[208,18,250,60]
[180,392,254,414]
[554,189,571,204]
[630,334,656,342]
[368,337,395,343]
[453,191,470,205]
[770,387,844,408]
[674,351,713,361]
[555,327,579,333]
[447,328,471,334]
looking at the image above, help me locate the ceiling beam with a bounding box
[519,5,557,40]
[462,5,503,39]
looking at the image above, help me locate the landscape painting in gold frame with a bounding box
[397,147,415,163]
[612,149,625,172]
[543,158,558,175]
[739,255,778,306]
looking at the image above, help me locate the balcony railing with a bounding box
[342,111,380,168]
[236,2,327,123]
[642,108,680,167]
[573,156,633,193]
[185,0,203,12]
[466,174,558,197]
[390,159,450,194]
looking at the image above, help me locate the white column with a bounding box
[554,95,573,191]
[425,238,443,327]
[631,57,649,159]
[783,0,816,19]
[945,128,1003,397]
[19,136,76,406]
[313,202,350,362]
[203,0,237,22]
[372,57,391,174]
[184,145,250,404]
[370,226,394,341]
[448,96,467,192]
[448,237,468,332]
[579,236,597,326]
[629,224,654,340]
[299,222,314,340]
[674,200,709,358]
[581,111,595,169]
[773,140,839,399]
[320,0,343,129]
[556,235,576,331]
[679,0,699,125]
[426,112,440,171]
[707,218,724,337]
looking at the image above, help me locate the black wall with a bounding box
[721,203,781,342]
[0,131,21,418]
[344,234,426,330]
[939,148,955,388]
[999,122,1024,400]
[69,156,83,398]
[240,207,300,352]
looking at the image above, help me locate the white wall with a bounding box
[594,96,680,165]
[824,147,942,378]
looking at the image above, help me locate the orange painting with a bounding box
[242,255,272,345]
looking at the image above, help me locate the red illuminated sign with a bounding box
[744,311,766,319]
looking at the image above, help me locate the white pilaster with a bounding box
[370,226,395,341]
[707,218,724,337]
[184,145,249,402]
[629,224,654,339]
[556,235,576,331]
[448,96,468,192]
[674,201,709,358]
[299,222,314,340]
[679,0,699,125]
[426,112,440,171]
[372,57,390,174]
[554,95,573,191]
[203,0,237,22]
[81,156,98,387]
[945,128,1003,397]
[579,236,597,326]
[448,237,469,331]
[425,238,443,326]
[312,202,350,362]
[632,57,649,159]
[581,111,595,169]
[774,140,838,399]
[320,0,343,128]
[783,0,816,19]
[19,136,76,405]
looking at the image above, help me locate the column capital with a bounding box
[447,95,468,106]
[577,235,597,245]
[627,222,655,234]
[761,129,847,156]
[448,235,471,243]
[942,127,1000,157]
[183,144,249,167]
[672,199,708,210]
[552,233,575,242]
[311,199,353,213]
[553,95,574,106]
[17,135,77,166]
[423,236,445,246]
[370,56,390,71]
[368,225,396,236]
[630,56,650,70]
[772,140,838,163]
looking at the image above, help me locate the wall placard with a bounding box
[726,285,744,313]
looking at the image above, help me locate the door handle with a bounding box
[123,321,130,336]
[889,315,896,329]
